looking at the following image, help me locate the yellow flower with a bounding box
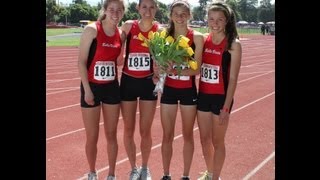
[166,36,174,44]
[186,47,194,56]
[141,42,148,47]
[148,31,154,40]
[137,30,196,76]
[178,36,190,48]
[160,30,167,38]
[188,60,198,70]
[138,33,145,41]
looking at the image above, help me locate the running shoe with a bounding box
[88,172,98,180]
[129,167,141,180]
[140,167,152,180]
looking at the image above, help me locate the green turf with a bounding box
[194,27,260,34]
[46,37,80,47]
[46,27,260,47]
[46,28,84,36]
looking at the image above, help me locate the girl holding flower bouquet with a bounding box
[156,0,204,179]
[196,2,242,180]
[119,0,159,179]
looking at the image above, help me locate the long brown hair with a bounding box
[167,0,191,37]
[207,2,239,50]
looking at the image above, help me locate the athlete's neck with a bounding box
[174,27,188,38]
[138,20,154,32]
[211,32,226,45]
[101,20,117,36]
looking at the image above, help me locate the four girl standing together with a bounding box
[78,0,242,180]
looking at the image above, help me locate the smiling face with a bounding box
[207,10,227,34]
[137,0,158,21]
[104,0,124,25]
[170,5,191,27]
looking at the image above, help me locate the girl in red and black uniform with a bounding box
[197,2,242,180]
[78,0,126,180]
[157,1,203,180]
[120,0,159,179]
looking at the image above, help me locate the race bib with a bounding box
[93,61,116,81]
[127,53,151,71]
[168,64,190,81]
[200,63,219,84]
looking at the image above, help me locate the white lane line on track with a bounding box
[76,91,275,180]
[46,70,79,75]
[47,116,126,141]
[46,88,80,95]
[46,72,274,140]
[46,77,80,83]
[242,151,275,180]
[239,71,273,75]
[46,71,274,112]
[47,87,79,90]
[46,127,85,141]
[238,71,273,83]
[47,106,158,141]
[46,103,80,113]
[240,60,274,68]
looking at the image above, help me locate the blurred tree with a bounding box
[46,0,60,23]
[225,0,242,21]
[121,1,169,24]
[69,3,98,23]
[198,0,212,21]
[73,0,88,4]
[257,0,274,22]
[192,6,203,22]
[155,1,169,24]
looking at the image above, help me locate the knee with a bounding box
[105,131,117,141]
[140,129,151,138]
[86,133,99,145]
[212,138,225,149]
[162,133,174,143]
[200,136,211,146]
[124,127,135,137]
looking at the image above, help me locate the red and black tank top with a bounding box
[165,28,196,89]
[86,21,122,84]
[199,33,231,94]
[122,20,159,78]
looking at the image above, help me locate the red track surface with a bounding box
[46,35,275,180]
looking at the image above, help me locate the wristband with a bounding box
[221,106,229,113]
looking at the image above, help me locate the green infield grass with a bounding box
[46,27,260,47]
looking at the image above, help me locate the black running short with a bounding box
[160,85,197,105]
[80,80,121,108]
[197,92,233,115]
[120,73,157,101]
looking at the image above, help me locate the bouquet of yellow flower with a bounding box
[138,29,198,95]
